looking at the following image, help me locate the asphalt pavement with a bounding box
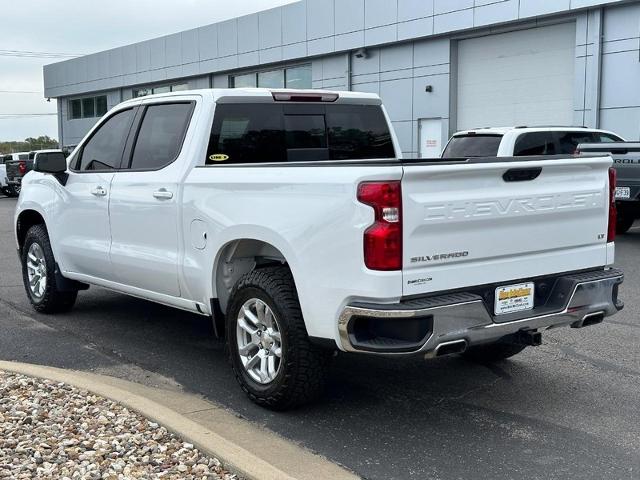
[0,196,638,480]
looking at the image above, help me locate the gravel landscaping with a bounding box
[0,370,241,480]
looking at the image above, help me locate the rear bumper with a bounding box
[338,268,623,355]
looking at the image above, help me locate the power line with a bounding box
[0,49,82,59]
[0,90,42,94]
[0,113,57,120]
[0,113,56,116]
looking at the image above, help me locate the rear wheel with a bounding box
[226,266,329,410]
[21,225,77,313]
[616,213,634,235]
[462,342,526,362]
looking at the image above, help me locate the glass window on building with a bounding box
[134,88,152,98]
[285,65,312,89]
[69,99,82,119]
[82,98,95,118]
[133,83,190,98]
[258,70,285,88]
[233,73,257,88]
[96,96,108,116]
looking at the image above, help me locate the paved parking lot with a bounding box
[0,196,639,480]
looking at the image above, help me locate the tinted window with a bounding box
[326,105,395,160]
[96,96,108,116]
[78,109,134,171]
[594,133,623,143]
[514,132,557,156]
[70,99,82,120]
[442,135,502,158]
[206,103,395,164]
[554,131,623,154]
[129,103,193,170]
[514,131,625,157]
[82,98,95,118]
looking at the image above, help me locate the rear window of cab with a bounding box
[206,103,396,164]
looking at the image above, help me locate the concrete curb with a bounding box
[0,360,359,480]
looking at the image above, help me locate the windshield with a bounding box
[442,134,502,158]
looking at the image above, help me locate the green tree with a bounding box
[0,136,59,155]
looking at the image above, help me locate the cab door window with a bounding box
[76,109,135,171]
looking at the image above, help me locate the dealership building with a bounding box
[44,0,640,157]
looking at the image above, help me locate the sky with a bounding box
[0,0,296,142]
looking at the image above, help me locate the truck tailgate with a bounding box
[5,161,21,181]
[402,156,613,297]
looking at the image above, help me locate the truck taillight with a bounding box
[18,161,27,175]
[608,167,617,243]
[357,181,402,271]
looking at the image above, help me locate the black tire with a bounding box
[226,266,329,410]
[616,213,634,235]
[21,224,77,314]
[7,185,20,197]
[462,342,526,362]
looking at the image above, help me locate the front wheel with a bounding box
[226,266,329,410]
[462,342,526,362]
[21,225,77,313]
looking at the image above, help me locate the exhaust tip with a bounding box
[435,339,467,357]
[572,311,605,329]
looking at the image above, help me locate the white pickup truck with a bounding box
[15,89,624,409]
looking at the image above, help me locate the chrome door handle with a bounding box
[153,189,174,200]
[91,186,107,197]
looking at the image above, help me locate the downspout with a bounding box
[347,52,352,91]
[595,8,604,129]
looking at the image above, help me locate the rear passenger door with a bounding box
[108,101,195,297]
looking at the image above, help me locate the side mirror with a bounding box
[34,152,67,174]
[34,152,68,186]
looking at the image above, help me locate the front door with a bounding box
[54,107,136,280]
[108,102,194,297]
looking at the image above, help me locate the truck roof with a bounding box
[119,88,382,107]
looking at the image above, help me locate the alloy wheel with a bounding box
[26,243,47,299]
[236,298,283,384]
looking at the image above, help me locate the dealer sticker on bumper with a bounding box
[615,187,631,200]
[495,282,535,316]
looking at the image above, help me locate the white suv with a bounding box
[442,126,624,158]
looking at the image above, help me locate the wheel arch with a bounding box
[213,238,292,312]
[16,209,47,254]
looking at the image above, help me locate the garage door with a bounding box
[456,23,576,130]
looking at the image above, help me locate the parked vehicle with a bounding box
[0,155,10,196]
[4,151,33,197]
[577,142,640,234]
[442,126,624,159]
[15,89,624,409]
[442,127,633,233]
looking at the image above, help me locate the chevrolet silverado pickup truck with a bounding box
[577,142,640,234]
[14,89,624,409]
